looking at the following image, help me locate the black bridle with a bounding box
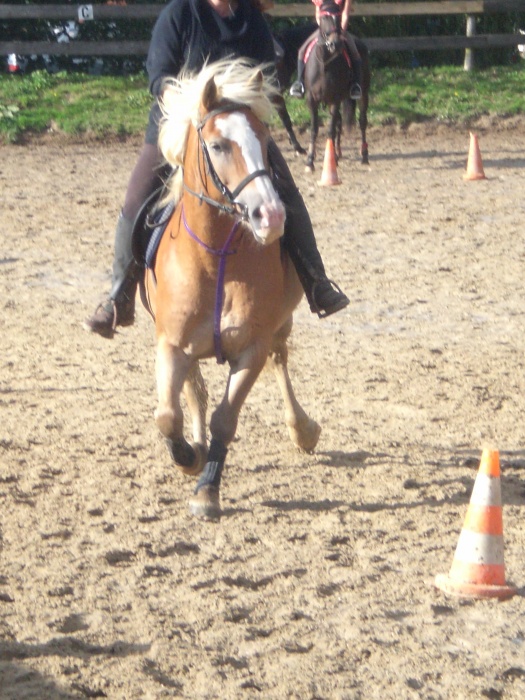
[319,12,343,56]
[182,102,271,221]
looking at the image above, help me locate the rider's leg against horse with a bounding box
[268,140,349,318]
[84,141,163,338]
[290,30,319,98]
[345,33,363,100]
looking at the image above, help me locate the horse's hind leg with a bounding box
[268,323,321,452]
[273,94,306,156]
[306,101,319,173]
[155,337,203,476]
[333,106,343,161]
[359,95,369,165]
[182,363,208,475]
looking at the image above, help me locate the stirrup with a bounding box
[83,299,117,339]
[350,83,362,100]
[289,81,305,98]
[310,278,349,319]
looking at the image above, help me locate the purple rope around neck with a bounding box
[181,203,241,364]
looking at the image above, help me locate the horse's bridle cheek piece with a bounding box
[320,12,342,49]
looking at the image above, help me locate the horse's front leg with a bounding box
[268,321,321,452]
[306,101,319,173]
[155,337,202,475]
[188,345,269,520]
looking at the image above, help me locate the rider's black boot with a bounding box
[350,56,363,100]
[290,60,306,98]
[83,213,140,338]
[268,141,349,318]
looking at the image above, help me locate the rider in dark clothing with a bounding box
[84,0,349,339]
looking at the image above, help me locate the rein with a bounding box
[181,102,271,364]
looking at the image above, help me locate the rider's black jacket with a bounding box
[146,0,276,97]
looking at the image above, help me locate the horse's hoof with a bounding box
[164,438,206,477]
[177,443,207,477]
[188,485,221,520]
[305,164,314,174]
[289,419,322,453]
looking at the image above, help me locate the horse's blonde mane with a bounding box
[158,58,278,204]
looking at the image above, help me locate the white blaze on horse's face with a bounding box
[214,112,285,245]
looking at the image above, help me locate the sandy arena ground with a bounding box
[1,118,525,699]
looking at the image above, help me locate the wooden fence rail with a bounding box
[1,1,524,57]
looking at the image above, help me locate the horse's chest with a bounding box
[167,278,280,360]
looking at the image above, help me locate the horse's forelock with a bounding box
[319,11,342,32]
[196,59,277,123]
[159,59,277,202]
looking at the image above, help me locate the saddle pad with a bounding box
[145,200,175,269]
[304,38,318,64]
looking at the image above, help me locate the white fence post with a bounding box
[464,14,476,71]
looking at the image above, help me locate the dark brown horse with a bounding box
[300,13,370,171]
[144,59,320,520]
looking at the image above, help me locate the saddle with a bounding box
[305,37,351,68]
[131,179,176,320]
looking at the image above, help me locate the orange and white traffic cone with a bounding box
[318,139,341,186]
[463,132,487,181]
[435,448,516,600]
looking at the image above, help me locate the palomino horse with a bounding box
[144,59,320,520]
[303,12,370,170]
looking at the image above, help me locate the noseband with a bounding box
[183,102,271,221]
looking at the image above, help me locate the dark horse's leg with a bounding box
[358,93,369,165]
[356,39,370,165]
[272,94,307,156]
[330,104,343,161]
[306,98,320,172]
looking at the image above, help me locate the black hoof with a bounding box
[165,437,196,467]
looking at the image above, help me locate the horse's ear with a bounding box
[202,77,219,111]
[247,70,264,91]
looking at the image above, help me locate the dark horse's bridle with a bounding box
[181,101,273,364]
[319,11,345,63]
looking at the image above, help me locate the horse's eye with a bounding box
[209,141,223,154]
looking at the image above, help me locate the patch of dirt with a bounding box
[1,123,524,699]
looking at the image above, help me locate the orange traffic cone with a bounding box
[463,132,487,181]
[318,139,341,186]
[435,448,516,600]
